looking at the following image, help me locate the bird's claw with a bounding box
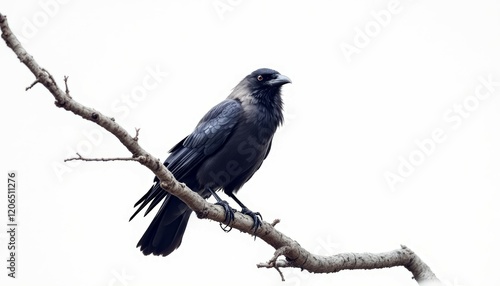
[241,207,262,235]
[215,200,235,232]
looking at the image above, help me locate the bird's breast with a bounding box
[196,120,274,191]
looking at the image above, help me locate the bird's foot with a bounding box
[215,200,236,232]
[241,207,262,235]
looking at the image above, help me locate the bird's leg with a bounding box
[228,193,262,234]
[207,188,235,232]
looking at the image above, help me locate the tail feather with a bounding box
[145,191,169,216]
[132,173,198,256]
[130,181,167,221]
[137,195,192,256]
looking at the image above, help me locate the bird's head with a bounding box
[230,68,291,102]
[246,68,292,91]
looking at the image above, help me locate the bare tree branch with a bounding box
[257,244,440,283]
[1,13,442,285]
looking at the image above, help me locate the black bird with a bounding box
[130,68,291,256]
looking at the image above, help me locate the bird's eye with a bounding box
[257,75,264,81]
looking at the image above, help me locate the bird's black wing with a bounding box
[130,99,242,220]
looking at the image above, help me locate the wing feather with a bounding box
[130,99,242,220]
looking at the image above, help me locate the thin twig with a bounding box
[64,152,143,163]
[275,265,285,281]
[270,218,280,227]
[25,79,40,91]
[256,247,291,281]
[256,259,291,269]
[133,128,140,141]
[63,75,71,97]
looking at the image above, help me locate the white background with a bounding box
[1,1,499,285]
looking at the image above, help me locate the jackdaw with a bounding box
[130,68,291,256]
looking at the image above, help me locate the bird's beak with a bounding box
[267,74,292,87]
